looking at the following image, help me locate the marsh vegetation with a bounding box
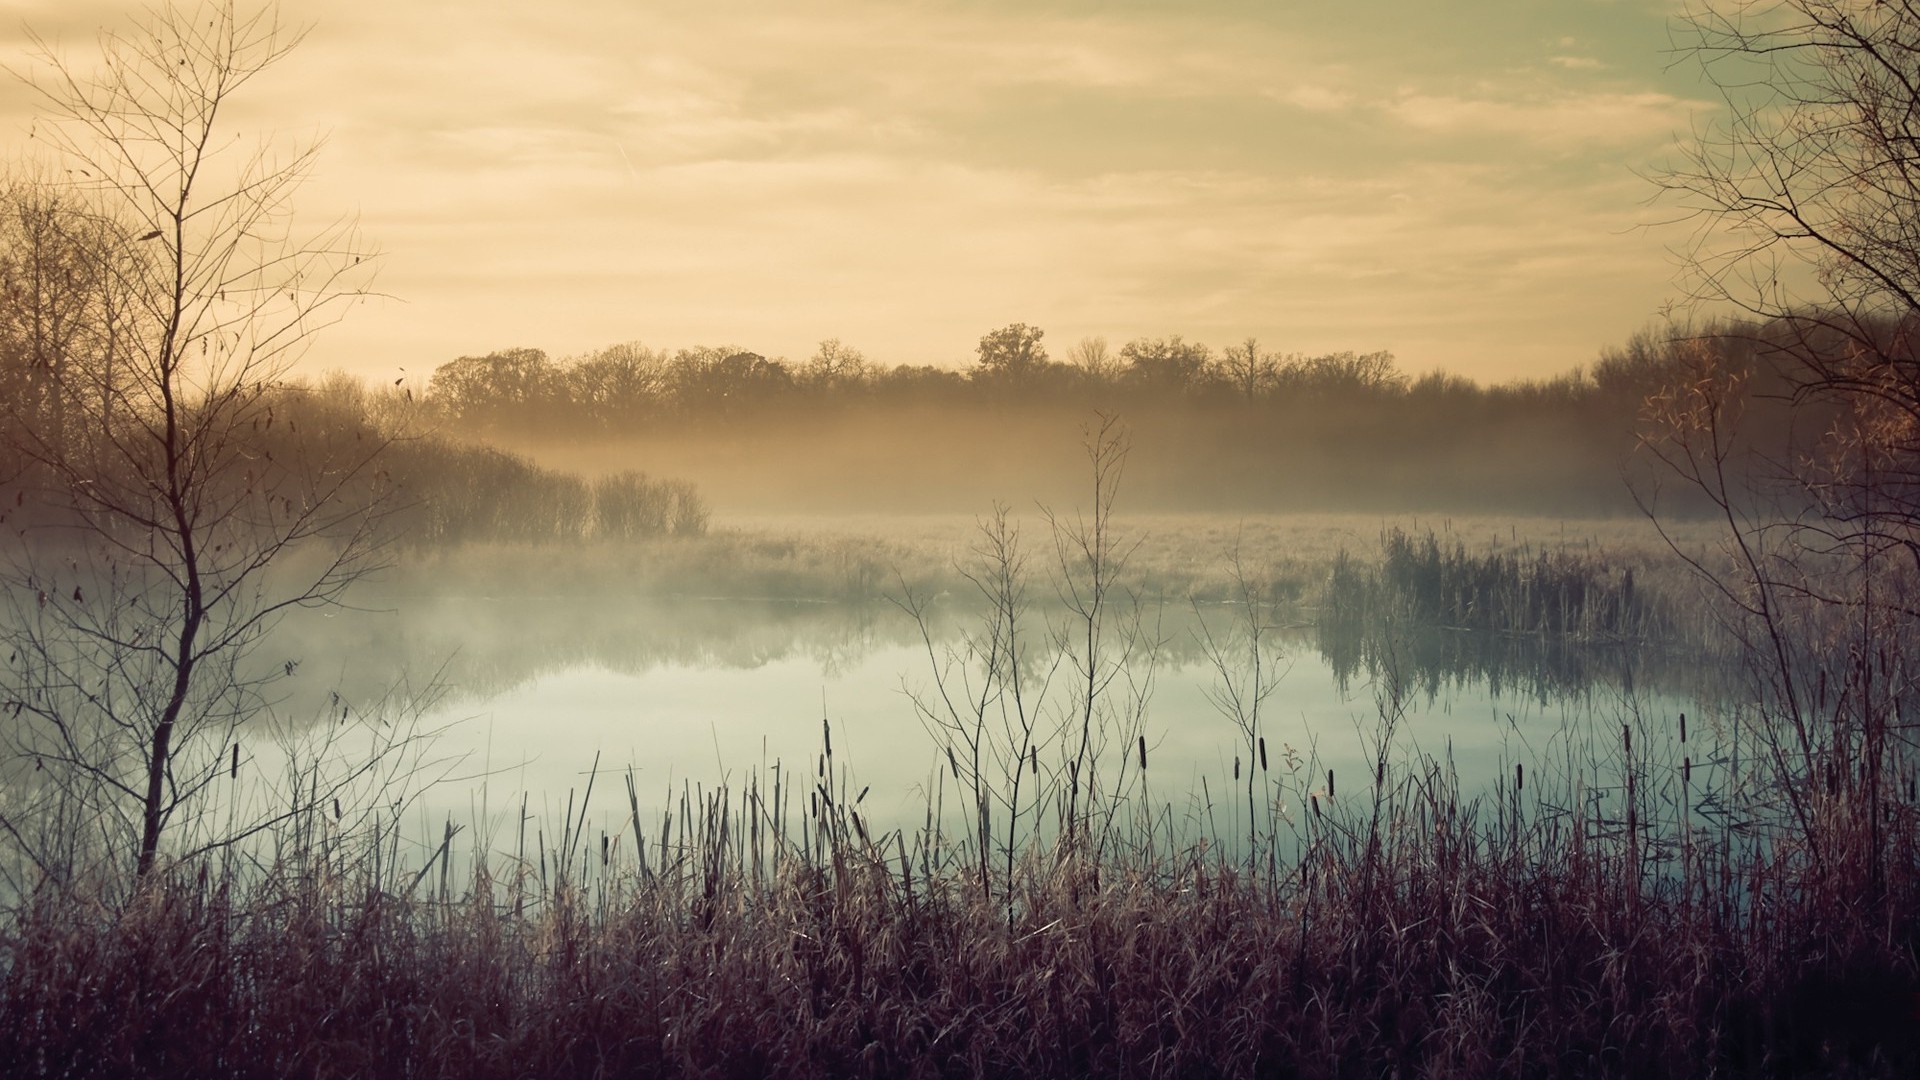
[5,1,1920,1077]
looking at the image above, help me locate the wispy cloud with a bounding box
[0,0,1717,381]
[1388,89,1704,148]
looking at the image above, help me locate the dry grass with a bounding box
[2,708,1916,1079]
[3,514,1906,1079]
[397,511,1721,608]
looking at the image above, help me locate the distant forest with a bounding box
[392,322,1824,516]
[0,308,1843,529]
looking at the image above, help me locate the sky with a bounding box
[1,0,1719,384]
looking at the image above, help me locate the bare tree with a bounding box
[1064,335,1115,382]
[1650,1,1920,887]
[803,337,872,391]
[1217,337,1277,402]
[1043,415,1157,856]
[1660,1,1920,542]
[898,505,1063,907]
[1192,543,1287,864]
[0,1,387,882]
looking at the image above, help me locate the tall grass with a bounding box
[1325,526,1672,641]
[4,439,1918,1078]
[2,697,1915,1078]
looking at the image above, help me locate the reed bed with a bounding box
[394,512,1714,610]
[1324,527,1675,642]
[2,507,1900,1078]
[2,706,1915,1080]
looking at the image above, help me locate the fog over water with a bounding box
[258,569,1708,850]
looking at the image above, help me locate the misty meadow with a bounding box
[4,2,1920,1078]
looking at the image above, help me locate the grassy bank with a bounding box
[2,712,1915,1078]
[4,511,1906,1078]
[384,511,1717,607]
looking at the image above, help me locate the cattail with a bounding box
[822,717,832,758]
[1234,756,1241,781]
[230,743,239,780]
[1311,794,1322,818]
[601,832,609,865]
[947,746,959,779]
[1259,737,1268,771]
[1515,763,1523,792]
[1679,712,1687,743]
[856,785,868,805]
[1684,756,1691,785]
[1138,735,1148,771]
[1328,769,1335,798]
[1030,746,1038,775]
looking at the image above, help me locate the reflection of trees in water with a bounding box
[256,595,942,718]
[243,588,1717,726]
[1312,617,1720,706]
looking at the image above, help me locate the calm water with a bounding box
[257,590,1706,852]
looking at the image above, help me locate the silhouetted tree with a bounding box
[1120,334,1211,392]
[568,342,664,430]
[427,347,561,430]
[1216,337,1279,401]
[1,1,386,881]
[666,348,793,416]
[1065,336,1117,382]
[803,338,873,393]
[1277,350,1406,396]
[974,322,1049,380]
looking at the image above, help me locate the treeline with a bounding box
[424,332,1422,430]
[267,375,710,546]
[421,329,1572,436]
[404,322,1829,516]
[0,368,709,549]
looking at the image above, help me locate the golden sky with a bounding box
[4,0,1715,383]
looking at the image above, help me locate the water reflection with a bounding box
[261,585,1720,724]
[242,585,1714,851]
[1317,616,1712,705]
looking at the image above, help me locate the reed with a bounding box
[2,691,1913,1079]
[2,461,1904,1076]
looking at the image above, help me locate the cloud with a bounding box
[1388,89,1704,147]
[4,0,1712,382]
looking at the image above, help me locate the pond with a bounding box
[256,584,1714,863]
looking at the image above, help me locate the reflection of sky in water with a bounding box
[403,630,1696,849]
[228,585,1713,860]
